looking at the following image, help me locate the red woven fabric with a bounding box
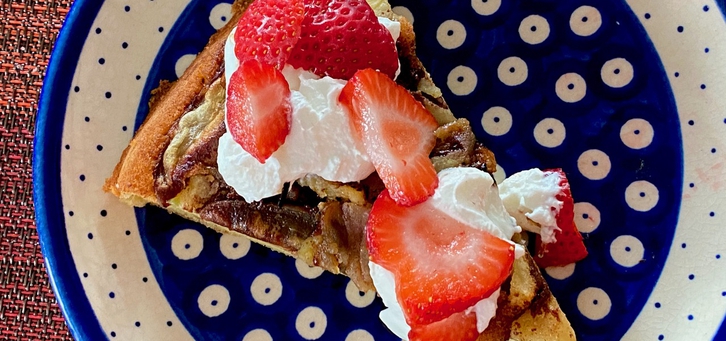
[1,0,73,339]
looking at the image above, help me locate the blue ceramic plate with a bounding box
[35,0,726,340]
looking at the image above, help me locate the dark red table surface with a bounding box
[1,0,73,339]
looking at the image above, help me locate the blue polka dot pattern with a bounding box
[393,0,682,338]
[131,0,684,340]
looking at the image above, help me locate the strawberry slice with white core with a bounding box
[288,0,399,79]
[226,59,292,163]
[340,68,439,206]
[234,0,305,69]
[534,169,588,268]
[367,189,515,327]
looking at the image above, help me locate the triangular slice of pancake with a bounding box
[104,1,577,339]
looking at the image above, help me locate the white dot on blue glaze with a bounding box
[98,58,105,65]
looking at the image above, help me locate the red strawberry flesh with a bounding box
[288,0,399,79]
[234,0,304,69]
[340,69,439,206]
[534,169,588,268]
[367,190,515,326]
[408,310,480,341]
[226,59,292,163]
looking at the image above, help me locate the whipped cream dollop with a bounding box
[499,168,563,244]
[370,167,522,340]
[218,18,401,202]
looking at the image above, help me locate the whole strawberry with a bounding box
[288,0,399,79]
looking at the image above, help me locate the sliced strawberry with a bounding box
[340,69,439,206]
[226,59,292,163]
[408,310,480,341]
[534,169,588,268]
[287,0,399,79]
[234,0,304,69]
[367,190,515,326]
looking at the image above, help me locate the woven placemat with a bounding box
[1,0,73,340]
